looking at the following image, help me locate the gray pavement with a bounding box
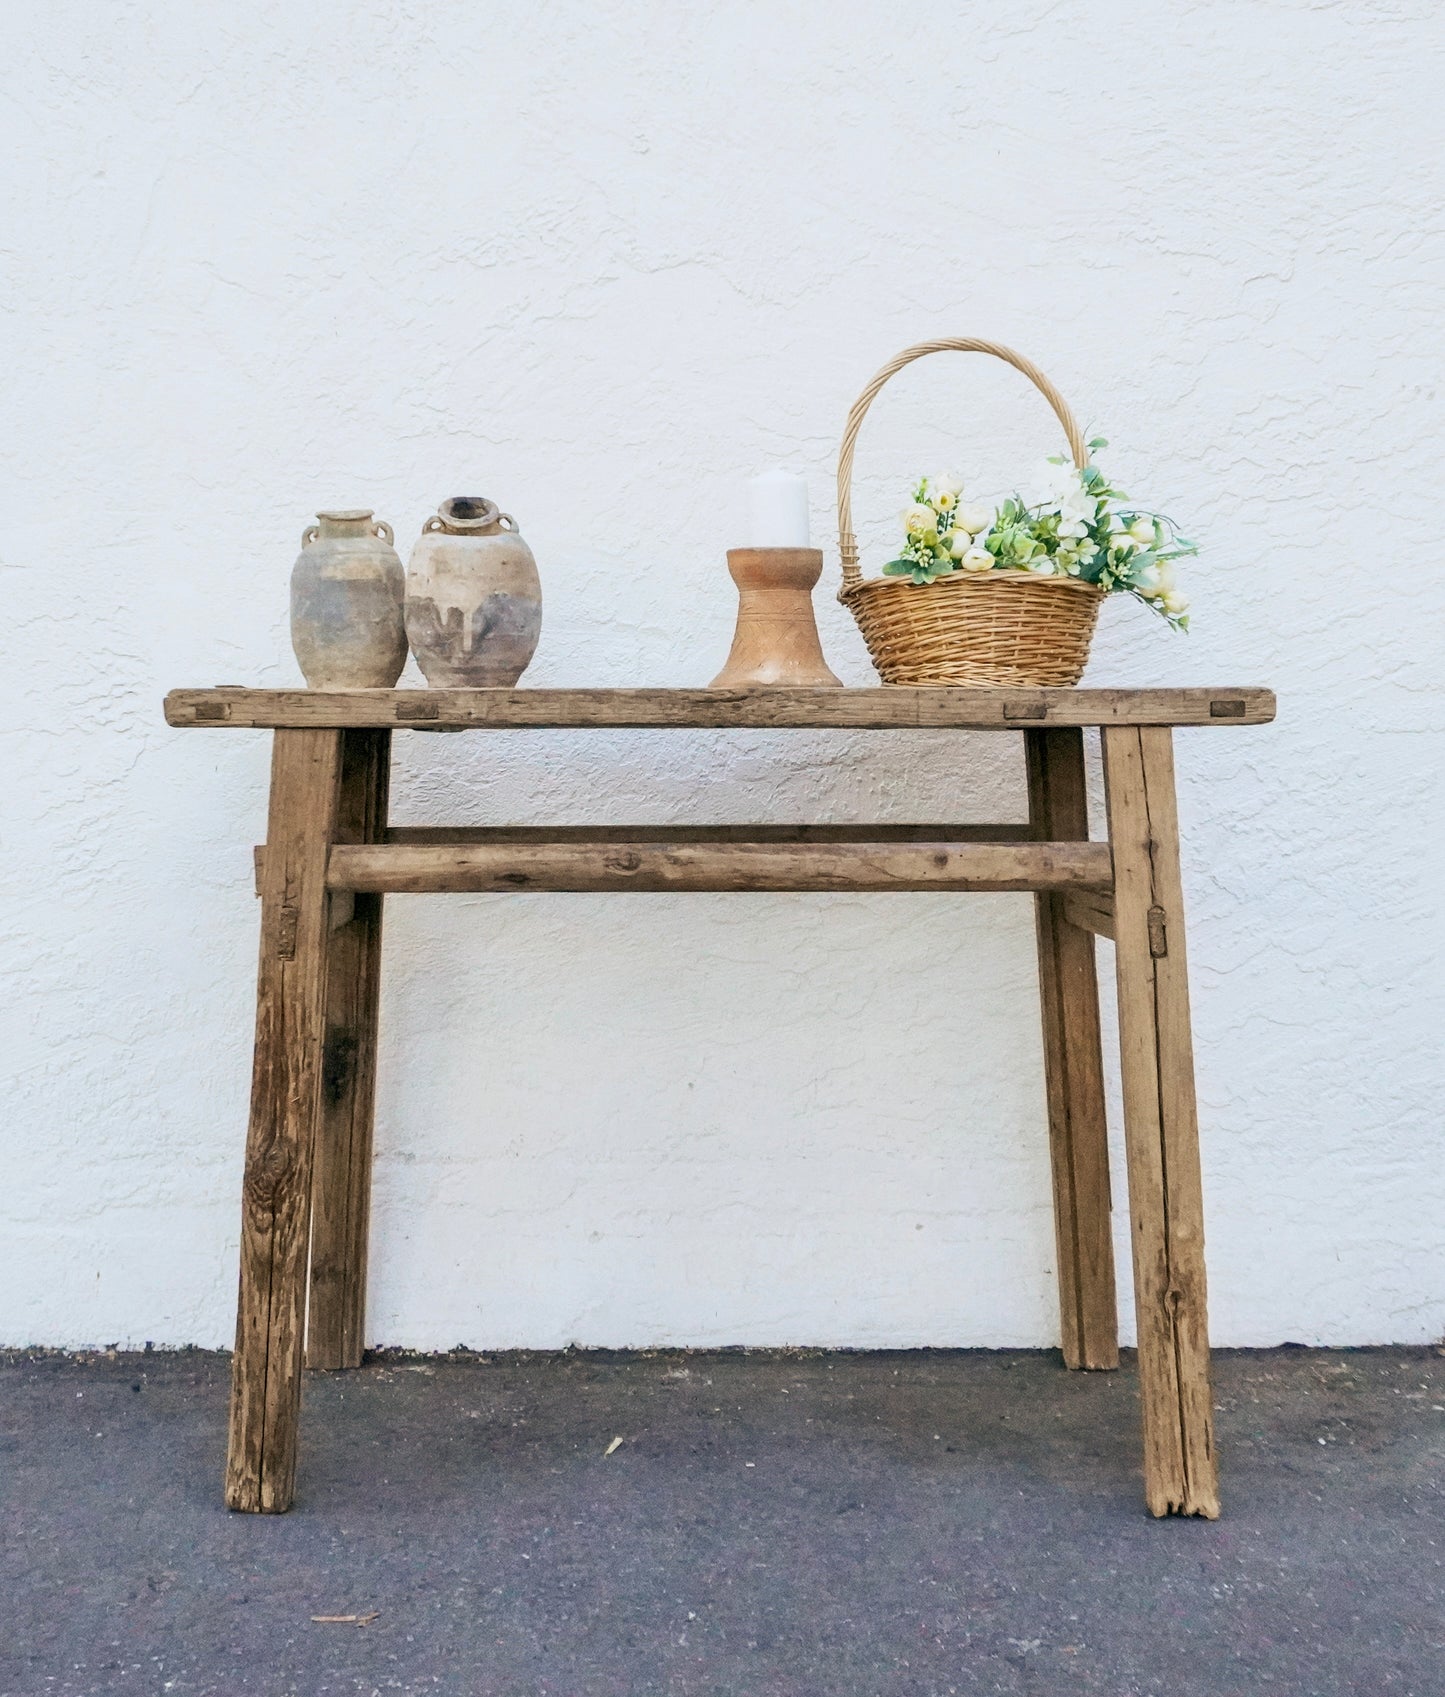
[2,1345,1441,1696]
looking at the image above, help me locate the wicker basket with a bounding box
[838,338,1104,687]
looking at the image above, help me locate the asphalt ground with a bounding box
[2,1345,1441,1696]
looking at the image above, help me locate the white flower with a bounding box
[1129,517,1158,546]
[960,547,994,572]
[1111,533,1137,554]
[947,530,970,559]
[1132,562,1162,594]
[955,501,993,535]
[932,470,965,498]
[1028,558,1058,575]
[1031,458,1081,506]
[1162,590,1188,615]
[1146,559,1177,594]
[932,488,958,513]
[902,503,934,535]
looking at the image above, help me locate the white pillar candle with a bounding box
[747,469,811,547]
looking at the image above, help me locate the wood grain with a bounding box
[1026,728,1119,1372]
[381,823,1030,845]
[165,685,1277,731]
[709,548,843,688]
[324,839,1114,895]
[255,824,1036,893]
[1060,891,1115,941]
[225,729,343,1513]
[305,730,390,1373]
[1102,725,1220,1518]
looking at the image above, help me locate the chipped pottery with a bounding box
[289,509,407,690]
[404,496,542,688]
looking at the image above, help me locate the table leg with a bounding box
[306,730,390,1371]
[1026,728,1119,1371]
[1101,726,1220,1518]
[225,728,343,1513]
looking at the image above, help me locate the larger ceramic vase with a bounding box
[405,496,542,687]
[290,509,407,689]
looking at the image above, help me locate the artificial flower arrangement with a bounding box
[882,442,1196,630]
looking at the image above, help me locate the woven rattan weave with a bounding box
[838,338,1104,687]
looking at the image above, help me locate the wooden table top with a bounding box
[164,686,1276,731]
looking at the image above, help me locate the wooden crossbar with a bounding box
[381,823,1028,845]
[257,826,1031,896]
[324,839,1114,895]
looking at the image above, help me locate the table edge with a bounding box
[163,685,1277,730]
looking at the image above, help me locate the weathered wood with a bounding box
[1101,725,1220,1518]
[383,823,1029,845]
[325,839,1114,895]
[199,678,1260,1515]
[256,825,1034,900]
[305,730,390,1373]
[165,685,1277,732]
[1026,729,1119,1372]
[225,729,344,1513]
[1061,890,1115,941]
[254,844,353,928]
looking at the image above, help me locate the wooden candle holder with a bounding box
[709,547,842,688]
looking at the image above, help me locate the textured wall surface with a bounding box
[3,1,1442,1351]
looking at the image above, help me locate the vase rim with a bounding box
[317,508,374,523]
[436,495,502,531]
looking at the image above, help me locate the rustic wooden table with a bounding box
[165,684,1276,1518]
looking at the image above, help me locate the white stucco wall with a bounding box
[3,1,1442,1352]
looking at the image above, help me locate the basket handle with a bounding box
[837,338,1087,594]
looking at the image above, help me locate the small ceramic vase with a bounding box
[290,509,407,689]
[405,496,542,687]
